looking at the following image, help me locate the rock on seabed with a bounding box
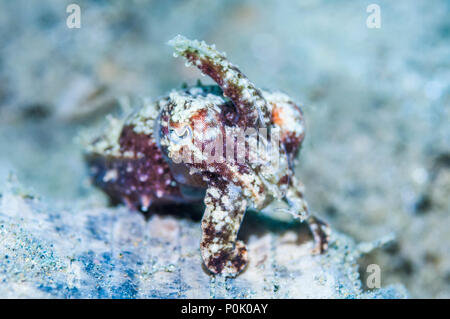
[0,188,406,298]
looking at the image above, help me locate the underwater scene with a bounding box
[0,0,448,299]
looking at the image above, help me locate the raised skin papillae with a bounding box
[85,35,330,276]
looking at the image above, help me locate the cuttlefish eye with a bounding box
[168,123,192,144]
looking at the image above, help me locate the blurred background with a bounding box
[0,0,448,298]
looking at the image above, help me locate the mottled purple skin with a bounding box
[85,89,302,212]
[86,125,200,211]
[85,37,330,276]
